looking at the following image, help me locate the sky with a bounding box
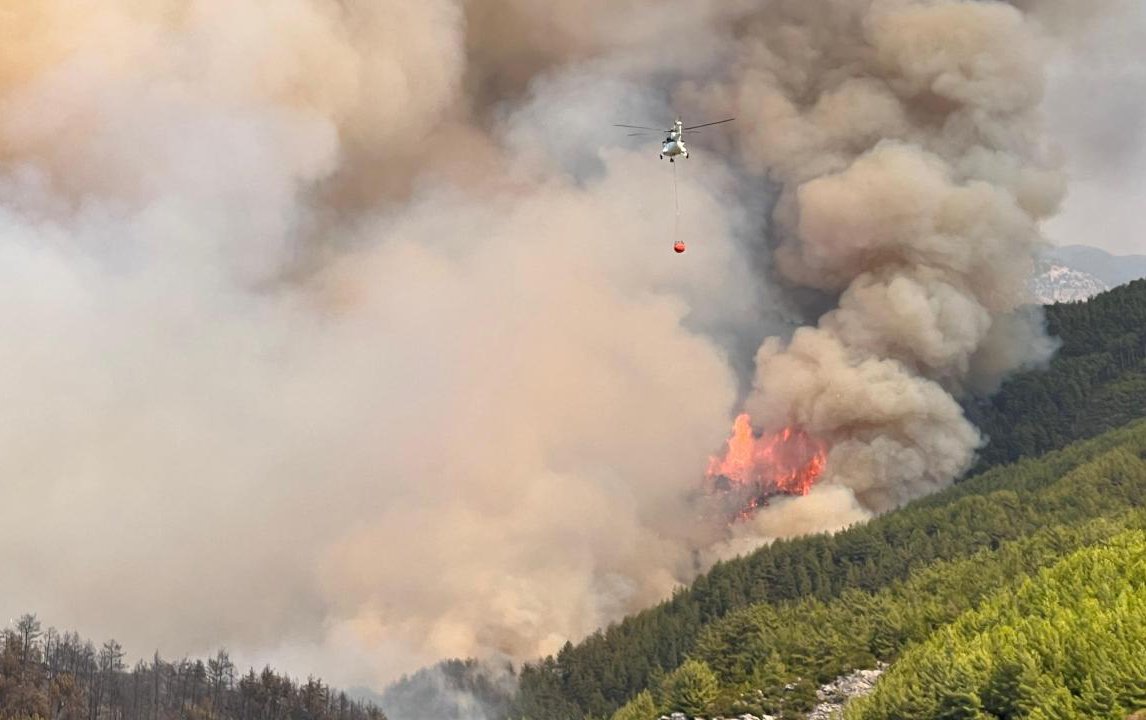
[1043,4,1146,256]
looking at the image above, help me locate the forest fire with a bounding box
[705,414,828,521]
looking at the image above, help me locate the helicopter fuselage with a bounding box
[660,139,687,160]
[660,127,688,161]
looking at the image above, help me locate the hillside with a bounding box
[846,531,1146,719]
[1029,245,1146,304]
[967,279,1146,471]
[0,619,387,720]
[1026,245,1146,304]
[685,516,1145,719]
[381,658,514,720]
[1029,261,1108,304]
[509,419,1146,719]
[1044,245,1146,288]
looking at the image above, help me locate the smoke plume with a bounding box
[0,0,1125,694]
[696,0,1068,541]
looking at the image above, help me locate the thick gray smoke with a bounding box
[699,0,1068,544]
[0,0,1128,694]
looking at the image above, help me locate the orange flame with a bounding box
[705,414,827,520]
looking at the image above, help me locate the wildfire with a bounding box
[705,414,828,521]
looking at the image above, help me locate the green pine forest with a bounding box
[845,532,1146,720]
[507,279,1146,720]
[968,279,1146,469]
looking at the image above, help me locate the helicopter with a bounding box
[613,116,734,162]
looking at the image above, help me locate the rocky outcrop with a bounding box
[658,664,885,720]
[659,714,776,720]
[806,666,885,720]
[1030,262,1109,304]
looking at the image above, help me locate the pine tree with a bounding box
[661,660,718,716]
[932,686,986,720]
[610,690,655,720]
[979,652,1039,719]
[750,653,788,716]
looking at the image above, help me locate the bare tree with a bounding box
[16,613,42,670]
[0,615,388,720]
[208,650,235,719]
[151,652,162,720]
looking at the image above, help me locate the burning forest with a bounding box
[2,0,1139,699]
[705,415,828,522]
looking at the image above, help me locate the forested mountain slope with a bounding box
[967,279,1146,470]
[510,420,1146,719]
[846,532,1146,720]
[673,516,1146,720]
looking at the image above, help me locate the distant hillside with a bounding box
[381,658,515,720]
[967,279,1146,471]
[1029,245,1146,304]
[1044,244,1146,288]
[1030,259,1109,304]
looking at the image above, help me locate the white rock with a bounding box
[807,665,886,720]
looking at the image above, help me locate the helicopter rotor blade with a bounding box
[613,124,667,131]
[682,118,734,130]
